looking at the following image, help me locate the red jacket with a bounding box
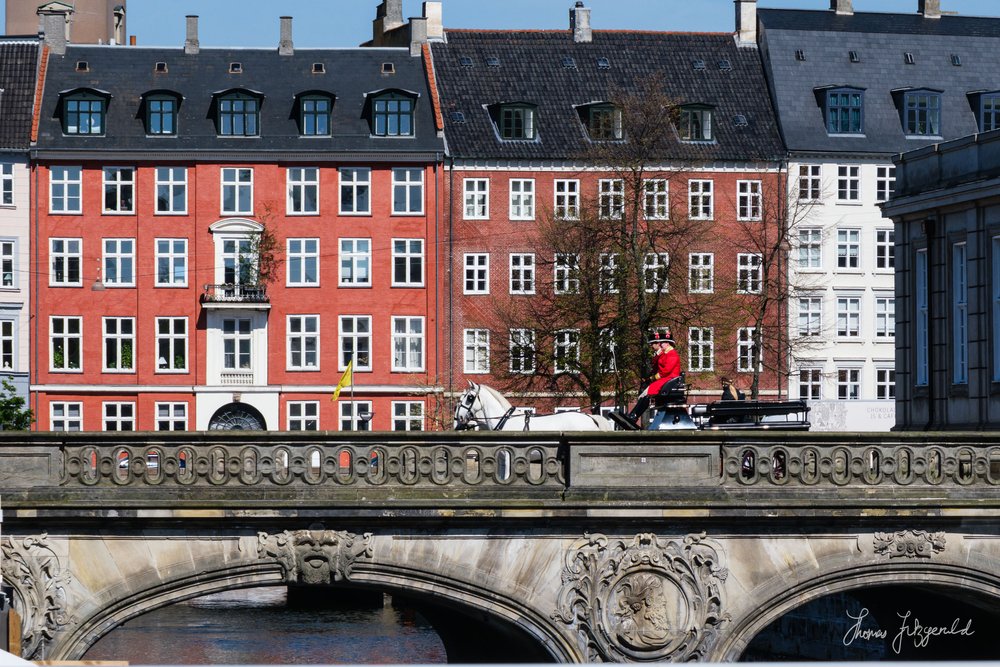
[647,347,680,395]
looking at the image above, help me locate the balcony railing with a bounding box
[219,371,255,386]
[202,283,269,304]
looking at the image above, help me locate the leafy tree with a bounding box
[0,377,33,430]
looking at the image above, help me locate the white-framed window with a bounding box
[288,401,319,430]
[156,402,187,430]
[916,248,929,386]
[737,327,758,373]
[509,328,536,374]
[875,165,896,203]
[287,238,319,286]
[644,179,669,220]
[339,401,372,431]
[464,253,489,294]
[554,253,580,294]
[837,367,861,400]
[392,401,424,431]
[875,229,894,270]
[737,180,762,221]
[221,167,253,215]
[392,316,424,372]
[836,229,860,269]
[643,253,669,294]
[554,329,580,374]
[155,167,187,214]
[875,296,895,338]
[464,328,490,374]
[836,296,861,338]
[103,238,135,287]
[392,239,423,287]
[600,253,618,294]
[799,368,822,400]
[737,253,763,294]
[688,327,714,372]
[339,167,371,215]
[102,167,135,214]
[510,253,535,294]
[688,179,713,220]
[50,166,82,213]
[392,167,424,214]
[554,179,579,219]
[50,316,82,371]
[798,164,821,201]
[798,297,822,336]
[50,238,81,286]
[103,317,135,372]
[463,178,489,219]
[287,315,320,371]
[222,318,253,371]
[1,163,12,206]
[339,238,371,287]
[0,319,14,370]
[155,238,187,287]
[0,240,12,288]
[339,315,371,371]
[953,241,968,384]
[103,402,135,431]
[876,368,895,400]
[509,179,535,220]
[156,317,187,372]
[798,228,822,269]
[689,253,714,293]
[599,179,624,219]
[837,165,860,202]
[51,402,82,431]
[287,167,319,214]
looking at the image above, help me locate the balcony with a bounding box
[201,283,271,310]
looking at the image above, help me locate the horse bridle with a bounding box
[454,385,481,431]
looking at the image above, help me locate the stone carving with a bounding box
[553,532,728,663]
[0,534,71,660]
[874,530,946,559]
[255,530,373,584]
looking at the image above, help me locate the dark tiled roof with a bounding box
[0,39,40,151]
[36,45,444,155]
[431,31,784,162]
[759,9,1000,155]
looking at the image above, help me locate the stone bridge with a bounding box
[3,430,1000,662]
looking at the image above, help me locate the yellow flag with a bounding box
[332,360,353,402]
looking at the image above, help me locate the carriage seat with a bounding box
[652,374,687,406]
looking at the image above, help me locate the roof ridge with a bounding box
[445,28,732,37]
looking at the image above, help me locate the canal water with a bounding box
[83,587,447,664]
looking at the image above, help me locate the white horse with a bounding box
[453,382,615,431]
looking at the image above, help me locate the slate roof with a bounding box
[431,31,784,162]
[36,45,444,156]
[758,8,1000,155]
[0,39,41,151]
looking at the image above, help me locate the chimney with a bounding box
[423,2,444,42]
[279,16,293,56]
[112,5,125,45]
[37,5,72,55]
[735,0,757,47]
[184,15,200,55]
[919,0,941,19]
[830,0,853,15]
[372,0,404,44]
[570,2,592,44]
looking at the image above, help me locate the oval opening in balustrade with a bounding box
[895,447,913,484]
[241,448,259,483]
[305,447,323,483]
[145,448,163,482]
[740,449,756,481]
[527,447,545,484]
[81,447,99,484]
[336,448,354,483]
[864,448,881,482]
[927,448,943,483]
[496,448,513,483]
[464,449,482,483]
[273,448,290,483]
[400,447,419,484]
[958,448,974,483]
[771,450,787,482]
[368,448,386,484]
[801,448,819,483]
[113,448,131,482]
[177,447,196,483]
[989,448,1000,484]
[831,447,851,485]
[209,447,228,483]
[431,447,450,484]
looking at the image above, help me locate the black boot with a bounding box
[627,395,651,424]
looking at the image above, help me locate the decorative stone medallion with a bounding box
[874,530,946,559]
[255,530,373,584]
[553,532,728,662]
[0,534,71,660]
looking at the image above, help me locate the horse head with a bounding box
[453,382,482,430]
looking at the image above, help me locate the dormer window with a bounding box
[980,93,1000,132]
[297,93,333,136]
[678,105,713,142]
[493,104,536,140]
[215,91,262,137]
[825,87,864,134]
[901,89,941,136]
[61,90,109,135]
[142,92,181,136]
[580,103,622,140]
[370,92,415,136]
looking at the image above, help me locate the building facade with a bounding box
[30,16,445,431]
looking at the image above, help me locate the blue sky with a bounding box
[5,0,1000,47]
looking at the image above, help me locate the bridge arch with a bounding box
[715,563,1000,661]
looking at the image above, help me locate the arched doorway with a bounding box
[740,584,1000,661]
[208,402,266,430]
